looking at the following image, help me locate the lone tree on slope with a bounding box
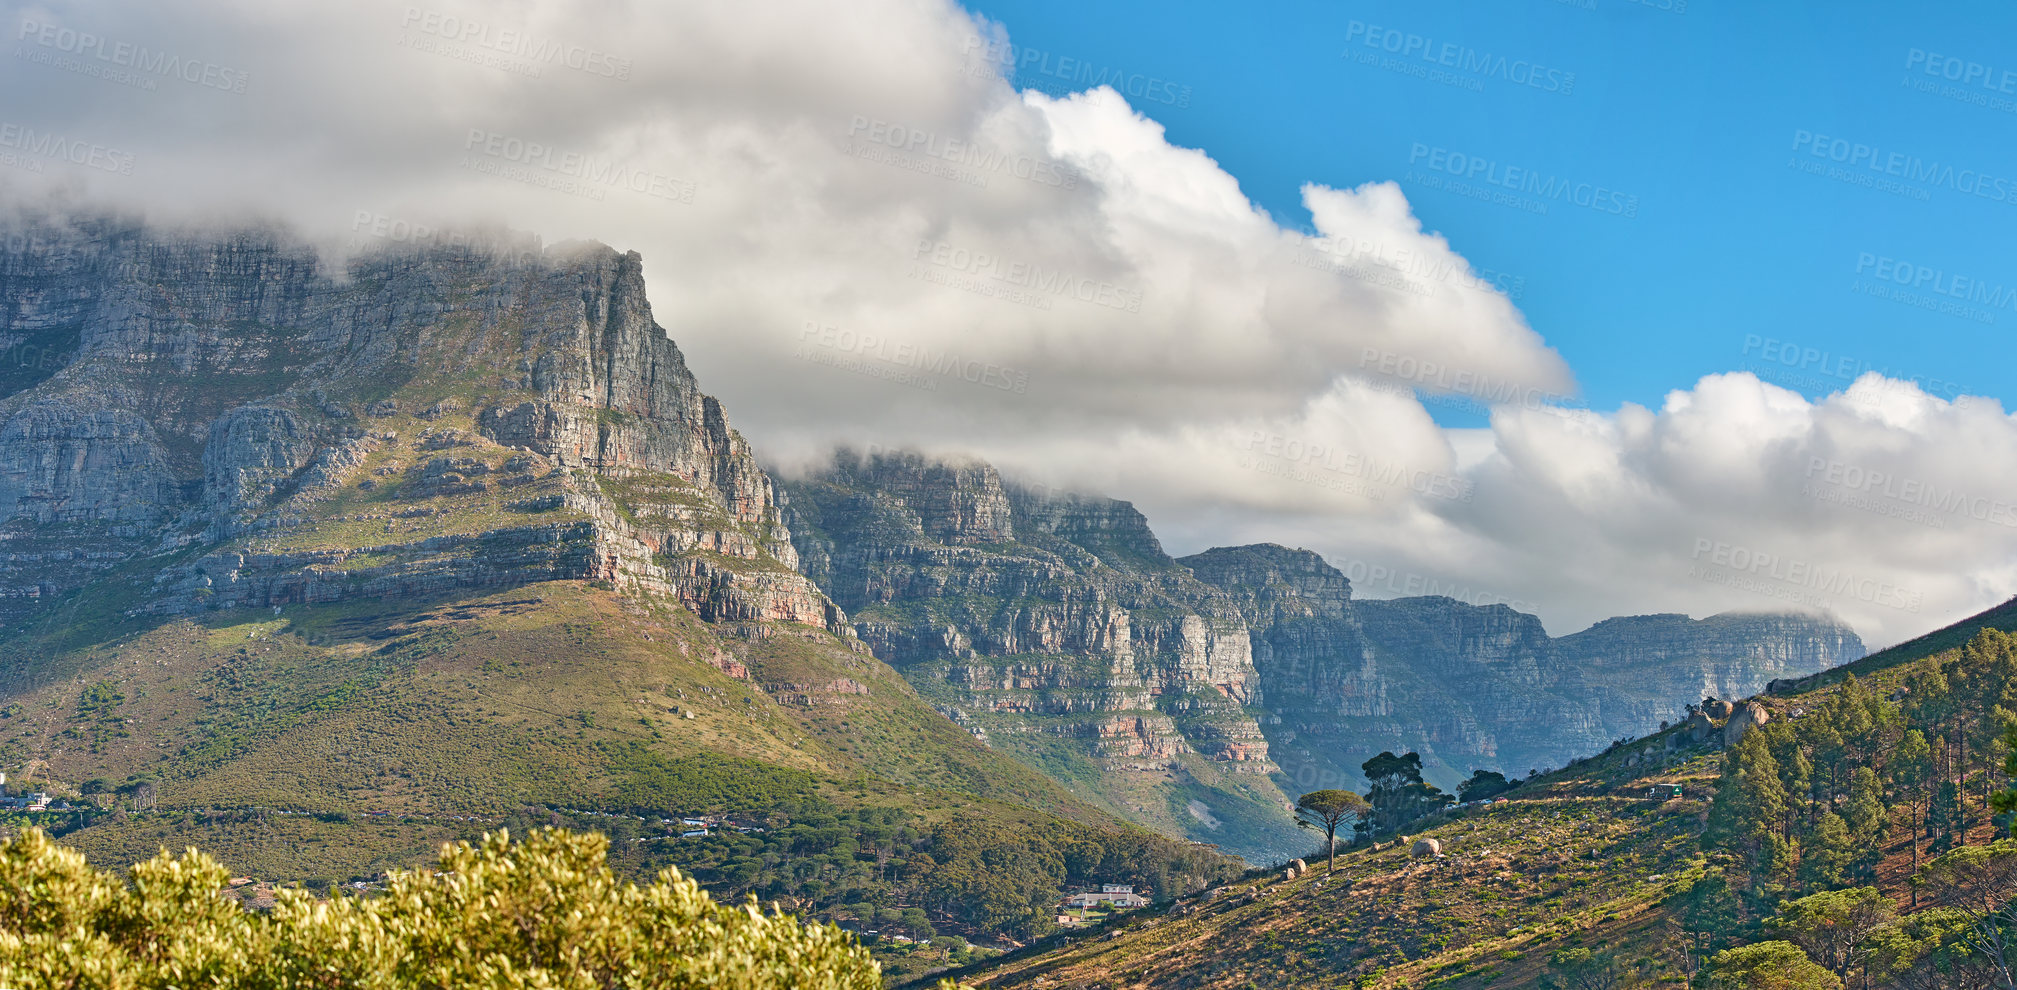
[1296,789,1372,876]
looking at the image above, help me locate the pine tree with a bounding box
[1893,729,1934,888]
[1710,732,1791,872]
[1842,766,1888,880]
[1797,812,1854,889]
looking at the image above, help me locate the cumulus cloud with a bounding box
[0,0,2007,648]
[1099,373,2017,649]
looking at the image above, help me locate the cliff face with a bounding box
[0,217,835,630]
[783,450,1870,806]
[1181,546,1866,791]
[780,451,1304,859]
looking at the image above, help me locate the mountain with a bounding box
[0,217,1237,961]
[0,216,1882,973]
[1219,560,1867,790]
[779,451,1304,861]
[945,603,2017,990]
[777,451,1865,845]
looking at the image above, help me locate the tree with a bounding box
[1842,767,1889,880]
[1708,732,1791,873]
[1457,769,1513,803]
[1296,789,1371,875]
[1702,941,1841,990]
[1914,839,2017,990]
[1667,867,1743,971]
[1359,752,1454,833]
[1769,887,1895,984]
[1895,729,1936,891]
[1866,908,2003,990]
[899,907,936,941]
[1796,813,1854,889]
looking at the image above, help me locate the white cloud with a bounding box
[0,0,2006,649]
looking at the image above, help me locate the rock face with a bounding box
[780,450,1302,859]
[1722,701,1770,747]
[1186,545,1863,790]
[781,449,1867,849]
[0,216,839,632]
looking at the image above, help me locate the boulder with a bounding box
[1291,859,1306,872]
[1703,698,1734,720]
[1411,838,1442,858]
[1723,701,1770,748]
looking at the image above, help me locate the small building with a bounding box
[1062,885,1150,910]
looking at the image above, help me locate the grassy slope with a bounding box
[0,579,1129,878]
[952,601,2017,990]
[1768,595,2017,694]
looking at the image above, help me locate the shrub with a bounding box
[0,826,911,990]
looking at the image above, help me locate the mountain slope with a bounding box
[0,218,1238,956]
[949,600,2017,990]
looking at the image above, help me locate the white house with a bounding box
[1062,885,1149,910]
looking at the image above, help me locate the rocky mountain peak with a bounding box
[0,219,836,631]
[815,448,1015,546]
[1181,544,1352,613]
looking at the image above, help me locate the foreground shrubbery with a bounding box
[0,826,899,990]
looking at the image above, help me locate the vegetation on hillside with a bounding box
[0,582,1242,961]
[952,624,2017,989]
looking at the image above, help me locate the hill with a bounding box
[942,604,2017,990]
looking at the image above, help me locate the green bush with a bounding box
[0,826,915,990]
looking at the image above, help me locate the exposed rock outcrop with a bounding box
[780,450,1301,859]
[781,450,1867,851]
[0,217,840,632]
[1189,545,1862,791]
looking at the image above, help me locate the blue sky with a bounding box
[963,0,2017,424]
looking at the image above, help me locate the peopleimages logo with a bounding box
[1853,253,2017,313]
[961,37,1191,109]
[797,321,1030,394]
[399,8,631,80]
[910,240,1143,313]
[845,117,1077,190]
[1688,538,1922,613]
[1407,143,1637,217]
[1738,334,1972,401]
[0,122,135,175]
[1357,348,1577,412]
[1239,431,1474,503]
[348,211,543,265]
[15,17,250,94]
[1790,129,2015,204]
[461,129,695,204]
[1292,235,1526,301]
[1805,457,2017,529]
[1904,48,2017,94]
[1343,21,1576,94]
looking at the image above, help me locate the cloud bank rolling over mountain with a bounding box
[4,0,2012,647]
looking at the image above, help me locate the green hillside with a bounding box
[944,607,2017,990]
